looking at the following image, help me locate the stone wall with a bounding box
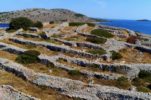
[10,37,104,59]
[0,41,148,80]
[0,58,150,100]
[0,42,120,80]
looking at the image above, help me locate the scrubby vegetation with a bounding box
[86,37,107,44]
[87,49,106,55]
[89,64,100,68]
[116,77,131,89]
[69,22,85,26]
[68,70,81,76]
[127,36,138,44]
[49,21,54,24]
[9,17,33,30]
[132,71,151,92]
[24,50,40,56]
[91,29,114,38]
[39,32,48,39]
[33,21,43,28]
[138,70,151,82]
[87,23,95,27]
[137,86,150,92]
[9,17,43,30]
[16,50,40,64]
[74,13,85,17]
[111,51,122,60]
[57,58,68,63]
[46,62,55,69]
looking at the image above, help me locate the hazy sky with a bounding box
[0,0,151,20]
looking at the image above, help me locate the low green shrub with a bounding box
[138,70,151,82]
[69,22,85,26]
[147,84,151,90]
[87,49,106,55]
[91,29,114,38]
[16,50,40,64]
[111,51,122,60]
[24,50,40,56]
[86,37,107,44]
[132,72,151,93]
[57,58,67,62]
[90,64,100,68]
[6,29,16,33]
[87,23,95,27]
[46,62,55,69]
[68,70,81,76]
[116,76,131,89]
[132,78,145,87]
[9,17,33,30]
[39,32,48,39]
[137,86,150,93]
[33,21,43,28]
[75,13,85,17]
[51,34,61,38]
[49,21,54,24]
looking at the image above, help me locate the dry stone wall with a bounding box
[10,37,105,59]
[0,58,150,100]
[0,41,149,80]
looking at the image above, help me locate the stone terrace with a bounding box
[0,23,151,100]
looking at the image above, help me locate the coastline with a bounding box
[98,23,151,37]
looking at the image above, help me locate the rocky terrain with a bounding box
[0,8,98,23]
[0,22,151,100]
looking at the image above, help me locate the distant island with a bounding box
[137,19,150,21]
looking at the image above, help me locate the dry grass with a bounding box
[23,62,89,83]
[60,26,77,33]
[24,63,51,74]
[80,26,94,33]
[118,48,151,64]
[43,23,57,28]
[56,58,123,87]
[64,35,86,42]
[94,78,117,87]
[0,70,72,100]
[0,51,17,61]
[1,39,58,56]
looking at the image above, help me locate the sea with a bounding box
[1,20,151,35]
[0,23,9,29]
[100,20,151,35]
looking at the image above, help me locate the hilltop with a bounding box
[0,8,100,23]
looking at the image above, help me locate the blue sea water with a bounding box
[100,20,151,35]
[0,23,9,28]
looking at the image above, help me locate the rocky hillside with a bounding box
[0,8,96,23]
[0,22,151,99]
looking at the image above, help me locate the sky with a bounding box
[0,0,151,20]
